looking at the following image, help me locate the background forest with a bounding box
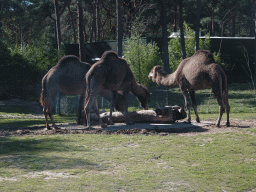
[0,0,256,99]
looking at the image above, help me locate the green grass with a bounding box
[0,132,256,191]
[0,83,256,191]
[1,83,256,129]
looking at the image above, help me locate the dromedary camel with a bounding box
[84,50,150,129]
[40,55,125,130]
[148,49,230,127]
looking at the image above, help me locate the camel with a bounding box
[40,55,125,130]
[148,49,230,127]
[84,50,150,129]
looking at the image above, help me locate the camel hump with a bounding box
[193,49,215,64]
[101,50,118,59]
[56,55,80,67]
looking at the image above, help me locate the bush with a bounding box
[168,23,211,73]
[0,35,65,99]
[123,35,163,86]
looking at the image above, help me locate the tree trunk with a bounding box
[54,0,61,50]
[161,0,170,73]
[195,0,201,51]
[255,1,256,85]
[250,0,255,37]
[174,5,178,32]
[68,4,77,44]
[179,1,186,59]
[90,2,96,42]
[231,11,236,37]
[116,0,123,57]
[210,6,215,36]
[77,0,86,62]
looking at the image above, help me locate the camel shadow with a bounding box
[60,121,212,134]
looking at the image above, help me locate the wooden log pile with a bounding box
[90,106,186,124]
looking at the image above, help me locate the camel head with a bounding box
[138,87,150,110]
[148,65,165,82]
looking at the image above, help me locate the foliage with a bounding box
[123,34,163,86]
[0,36,65,100]
[168,23,211,73]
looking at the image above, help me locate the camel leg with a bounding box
[43,111,51,130]
[77,95,84,125]
[85,99,94,130]
[189,91,200,123]
[49,112,59,129]
[84,88,100,130]
[223,92,230,127]
[181,89,191,123]
[122,90,134,125]
[108,91,117,125]
[93,100,107,128]
[43,99,58,130]
[212,87,225,127]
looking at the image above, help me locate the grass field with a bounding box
[0,83,256,191]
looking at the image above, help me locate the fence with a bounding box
[55,89,188,115]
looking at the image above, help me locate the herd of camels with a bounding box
[40,49,230,130]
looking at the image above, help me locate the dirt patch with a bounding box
[1,119,255,137]
[1,99,255,137]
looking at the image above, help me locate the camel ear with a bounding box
[153,67,157,81]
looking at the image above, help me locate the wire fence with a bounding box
[55,89,186,115]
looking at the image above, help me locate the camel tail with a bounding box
[221,70,228,97]
[40,78,46,107]
[85,71,94,103]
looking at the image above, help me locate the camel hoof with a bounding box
[216,124,220,127]
[226,122,230,127]
[46,126,52,130]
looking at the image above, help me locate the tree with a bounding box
[116,0,123,57]
[250,0,255,37]
[160,0,170,73]
[54,0,61,50]
[254,0,256,85]
[195,0,201,51]
[77,0,86,61]
[179,0,186,59]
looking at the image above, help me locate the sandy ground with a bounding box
[1,99,255,136]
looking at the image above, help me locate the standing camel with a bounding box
[148,50,230,127]
[84,50,150,129]
[40,55,125,130]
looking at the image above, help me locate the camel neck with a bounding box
[157,71,178,88]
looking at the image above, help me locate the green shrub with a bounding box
[0,35,65,99]
[168,23,211,73]
[123,35,163,86]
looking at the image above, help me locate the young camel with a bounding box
[148,50,230,127]
[40,55,125,130]
[84,50,150,129]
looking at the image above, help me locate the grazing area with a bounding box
[0,83,256,191]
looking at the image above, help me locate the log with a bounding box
[90,106,186,124]
[155,105,187,120]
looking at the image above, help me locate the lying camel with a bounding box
[40,55,125,130]
[148,49,230,127]
[84,50,150,129]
